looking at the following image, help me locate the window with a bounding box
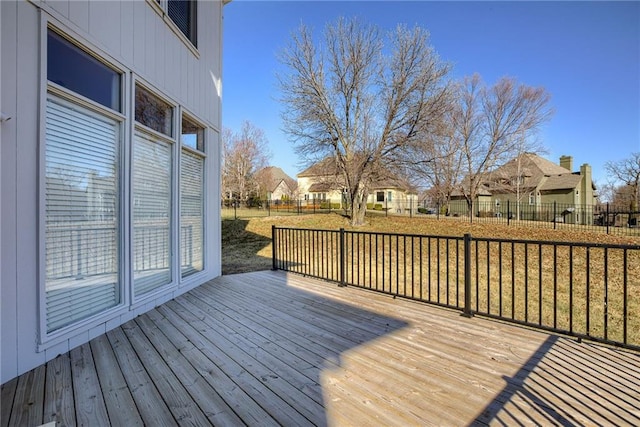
[45,30,123,333]
[387,191,393,202]
[45,97,121,332]
[529,192,535,205]
[181,116,204,151]
[376,192,384,202]
[47,30,121,111]
[132,132,173,296]
[167,0,197,47]
[181,116,205,277]
[135,85,173,136]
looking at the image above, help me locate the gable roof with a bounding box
[453,153,592,197]
[298,157,417,194]
[297,158,340,178]
[255,166,297,193]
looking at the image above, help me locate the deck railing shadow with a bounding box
[472,334,640,426]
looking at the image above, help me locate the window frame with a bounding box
[39,22,129,344]
[179,110,207,280]
[148,0,199,56]
[131,127,176,298]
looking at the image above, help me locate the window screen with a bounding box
[168,0,197,47]
[45,97,120,332]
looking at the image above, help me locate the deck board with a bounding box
[3,270,640,426]
[43,353,76,426]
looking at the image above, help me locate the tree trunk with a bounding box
[349,186,369,226]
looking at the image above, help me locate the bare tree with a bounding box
[605,152,640,212]
[278,17,451,226]
[402,106,463,214]
[221,121,271,203]
[456,75,553,215]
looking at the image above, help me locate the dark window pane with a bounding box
[168,0,197,47]
[47,30,121,111]
[181,116,204,151]
[135,85,173,137]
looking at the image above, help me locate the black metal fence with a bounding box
[272,225,640,350]
[224,198,640,237]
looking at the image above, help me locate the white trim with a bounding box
[145,0,200,59]
[45,19,128,80]
[40,15,129,345]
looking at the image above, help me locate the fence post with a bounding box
[385,198,388,217]
[553,201,557,230]
[463,233,473,317]
[606,203,610,235]
[267,199,270,216]
[507,200,510,226]
[409,197,413,218]
[339,228,346,287]
[271,225,277,271]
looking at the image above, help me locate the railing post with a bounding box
[267,199,270,217]
[463,233,473,317]
[554,201,557,230]
[409,197,413,218]
[606,203,610,235]
[507,200,510,226]
[339,228,346,287]
[271,225,277,270]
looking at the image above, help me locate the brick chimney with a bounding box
[560,155,573,172]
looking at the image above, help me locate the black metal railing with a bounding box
[225,198,640,237]
[272,226,640,350]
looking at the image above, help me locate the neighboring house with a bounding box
[450,153,597,224]
[254,166,297,201]
[1,0,226,383]
[297,158,419,213]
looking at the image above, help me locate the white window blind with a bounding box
[133,132,172,296]
[45,97,120,333]
[181,148,204,276]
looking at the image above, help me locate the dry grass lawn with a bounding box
[222,213,640,347]
[222,212,639,275]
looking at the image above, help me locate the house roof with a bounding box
[255,166,297,193]
[539,174,582,191]
[298,157,417,194]
[297,158,340,178]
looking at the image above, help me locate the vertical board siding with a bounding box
[1,0,223,383]
[0,0,19,382]
[68,0,89,33]
[16,0,45,376]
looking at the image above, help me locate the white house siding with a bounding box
[1,0,223,383]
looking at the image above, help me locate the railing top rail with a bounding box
[272,226,462,241]
[472,235,640,250]
[272,225,640,250]
[345,229,463,241]
[273,226,340,234]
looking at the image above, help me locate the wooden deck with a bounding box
[2,270,640,426]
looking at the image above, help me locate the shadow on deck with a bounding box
[2,270,639,426]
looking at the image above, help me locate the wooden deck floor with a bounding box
[2,270,640,426]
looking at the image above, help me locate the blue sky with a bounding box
[222,1,640,187]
